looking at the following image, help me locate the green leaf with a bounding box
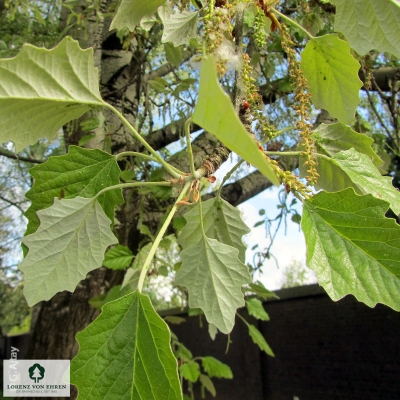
[192,56,279,185]
[20,197,117,306]
[176,236,251,333]
[148,79,168,93]
[140,14,158,31]
[201,357,233,379]
[316,149,400,215]
[103,245,133,270]
[165,43,183,67]
[177,198,250,263]
[176,343,193,362]
[332,0,400,57]
[208,323,218,340]
[89,285,132,310]
[302,188,400,312]
[300,34,362,124]
[164,316,186,325]
[199,374,216,397]
[0,37,104,151]
[151,185,173,200]
[179,361,200,383]
[248,324,274,356]
[246,298,270,321]
[246,281,279,300]
[71,291,182,399]
[24,146,123,237]
[110,0,166,32]
[161,11,198,47]
[313,123,382,167]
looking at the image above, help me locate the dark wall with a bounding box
[2,285,400,400]
[166,284,400,400]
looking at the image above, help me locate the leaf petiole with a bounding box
[185,117,197,177]
[116,151,184,175]
[106,103,182,179]
[271,8,314,40]
[137,181,191,292]
[264,150,303,156]
[95,181,173,198]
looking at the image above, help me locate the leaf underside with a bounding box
[192,56,279,185]
[177,197,250,263]
[161,11,198,46]
[71,291,182,400]
[0,37,104,151]
[176,236,251,334]
[110,0,166,31]
[302,188,400,311]
[20,197,117,306]
[332,0,400,57]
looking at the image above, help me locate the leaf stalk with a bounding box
[137,181,191,292]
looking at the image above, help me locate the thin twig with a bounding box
[0,148,43,164]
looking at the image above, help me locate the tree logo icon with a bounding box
[28,363,45,383]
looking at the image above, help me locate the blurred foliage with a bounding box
[0,0,62,58]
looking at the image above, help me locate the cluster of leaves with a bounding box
[0,0,400,398]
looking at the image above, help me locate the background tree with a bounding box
[1,0,400,398]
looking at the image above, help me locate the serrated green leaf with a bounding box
[179,361,200,383]
[20,197,117,306]
[88,284,132,310]
[161,11,198,46]
[164,316,186,325]
[165,43,183,67]
[199,374,216,397]
[315,149,400,215]
[246,298,270,321]
[0,37,104,151]
[332,0,400,57]
[176,236,251,333]
[151,184,173,200]
[148,80,168,93]
[192,56,279,185]
[177,343,193,362]
[302,188,400,311]
[24,146,123,237]
[248,324,274,356]
[202,357,232,379]
[187,308,203,316]
[314,123,382,167]
[103,245,133,270]
[78,134,95,146]
[300,34,362,124]
[247,281,279,300]
[177,197,250,262]
[110,0,166,31]
[71,291,182,399]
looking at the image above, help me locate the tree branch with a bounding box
[0,148,43,164]
[203,170,274,206]
[145,49,195,82]
[0,194,26,214]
